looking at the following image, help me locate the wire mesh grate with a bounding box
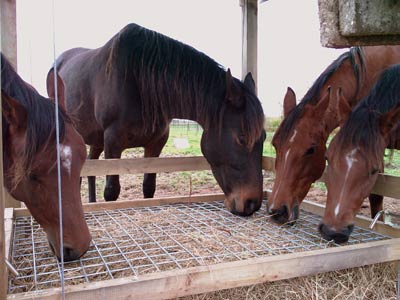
[8,200,390,294]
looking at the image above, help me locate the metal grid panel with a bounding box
[8,200,389,294]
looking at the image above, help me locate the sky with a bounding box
[15,0,347,117]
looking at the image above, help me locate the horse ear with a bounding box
[243,72,256,94]
[1,90,27,132]
[283,87,296,118]
[379,105,400,139]
[313,86,331,117]
[46,68,66,110]
[225,68,243,108]
[336,88,352,125]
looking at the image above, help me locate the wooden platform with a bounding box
[4,156,400,299]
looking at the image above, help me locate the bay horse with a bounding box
[269,46,400,224]
[1,53,91,261]
[47,23,266,216]
[321,64,400,243]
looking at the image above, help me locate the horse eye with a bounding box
[370,168,379,175]
[304,145,316,156]
[29,173,40,182]
[237,135,246,146]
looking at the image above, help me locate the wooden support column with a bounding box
[240,0,258,93]
[0,0,17,68]
[1,1,18,296]
[1,0,23,209]
[0,57,6,300]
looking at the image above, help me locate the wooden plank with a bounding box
[13,193,227,217]
[371,174,400,199]
[0,0,17,68]
[4,208,13,260]
[81,155,276,177]
[240,0,258,91]
[8,238,400,300]
[81,156,210,177]
[4,208,13,287]
[316,172,400,199]
[262,156,275,172]
[4,191,20,208]
[301,200,400,238]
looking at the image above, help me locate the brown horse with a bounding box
[1,53,91,261]
[269,46,400,224]
[47,23,265,216]
[321,64,400,243]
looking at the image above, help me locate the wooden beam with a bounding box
[371,174,400,199]
[262,156,275,172]
[8,238,400,300]
[0,0,17,68]
[4,191,20,208]
[4,208,13,261]
[81,156,210,177]
[301,200,400,238]
[241,0,258,91]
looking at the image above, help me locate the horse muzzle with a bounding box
[227,197,262,217]
[268,203,299,225]
[318,223,354,244]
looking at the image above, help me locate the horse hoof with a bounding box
[104,187,120,201]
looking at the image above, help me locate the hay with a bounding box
[179,262,397,300]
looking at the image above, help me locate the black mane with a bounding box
[106,23,264,144]
[336,64,400,161]
[275,47,365,143]
[1,53,68,183]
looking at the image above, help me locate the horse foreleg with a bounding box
[104,129,123,201]
[143,130,169,198]
[87,145,103,203]
[369,193,384,220]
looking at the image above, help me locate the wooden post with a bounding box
[0,55,7,300]
[240,0,258,93]
[1,1,17,296]
[1,0,17,68]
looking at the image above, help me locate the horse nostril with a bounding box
[270,205,289,224]
[244,199,259,215]
[62,247,80,262]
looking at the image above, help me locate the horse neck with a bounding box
[355,46,400,101]
[318,46,400,138]
[159,81,225,129]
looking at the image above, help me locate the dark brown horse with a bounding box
[47,23,265,216]
[1,53,91,261]
[321,64,400,243]
[269,46,400,224]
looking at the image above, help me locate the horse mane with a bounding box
[275,47,365,144]
[335,64,400,163]
[105,23,264,147]
[1,53,69,187]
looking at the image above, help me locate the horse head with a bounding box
[201,71,265,216]
[1,74,91,261]
[268,87,331,224]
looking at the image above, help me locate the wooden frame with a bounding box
[4,156,400,299]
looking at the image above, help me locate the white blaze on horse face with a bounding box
[60,145,72,176]
[334,149,359,218]
[289,130,297,143]
[270,149,291,210]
